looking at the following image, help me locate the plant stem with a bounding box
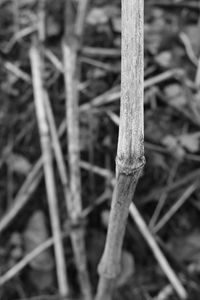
[106,112,187,299]
[129,203,187,299]
[44,93,72,215]
[63,0,92,299]
[30,44,69,297]
[44,92,93,298]
[96,0,145,299]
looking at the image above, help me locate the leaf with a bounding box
[162,133,200,156]
[184,25,200,56]
[164,84,186,107]
[9,232,23,262]
[150,153,168,171]
[101,209,110,228]
[87,5,120,26]
[28,269,54,291]
[168,231,200,264]
[155,51,172,68]
[112,17,121,33]
[102,5,120,19]
[9,232,22,247]
[6,153,31,175]
[87,8,108,25]
[23,211,54,270]
[116,250,135,287]
[178,132,200,153]
[162,135,185,160]
[46,16,61,37]
[23,211,54,290]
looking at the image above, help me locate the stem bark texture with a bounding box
[96,0,145,299]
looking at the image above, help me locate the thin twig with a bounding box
[129,204,187,299]
[0,117,112,235]
[44,93,72,214]
[195,58,200,87]
[30,44,69,296]
[0,159,42,234]
[154,284,173,300]
[179,32,198,66]
[0,231,69,287]
[82,46,121,57]
[0,190,109,288]
[141,168,200,205]
[44,92,96,298]
[149,161,179,229]
[63,0,92,299]
[153,183,197,233]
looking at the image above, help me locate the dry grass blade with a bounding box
[149,162,179,229]
[45,91,93,297]
[0,88,117,235]
[82,47,121,57]
[0,159,42,234]
[30,44,69,297]
[0,230,69,287]
[44,93,71,214]
[129,203,187,299]
[153,183,197,233]
[63,0,92,299]
[0,188,109,287]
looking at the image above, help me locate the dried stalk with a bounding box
[30,44,69,297]
[0,189,109,287]
[0,159,42,234]
[44,93,72,214]
[0,86,114,233]
[96,0,145,299]
[153,183,197,233]
[63,0,92,299]
[149,162,179,229]
[95,1,187,299]
[129,203,187,299]
[0,233,68,287]
[107,113,187,298]
[44,92,92,297]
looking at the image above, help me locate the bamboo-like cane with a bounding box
[96,1,188,299]
[63,1,92,299]
[106,112,188,299]
[30,44,69,297]
[96,0,145,299]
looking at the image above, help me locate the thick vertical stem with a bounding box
[96,0,145,299]
[117,0,144,168]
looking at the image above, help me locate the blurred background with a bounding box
[0,0,200,299]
